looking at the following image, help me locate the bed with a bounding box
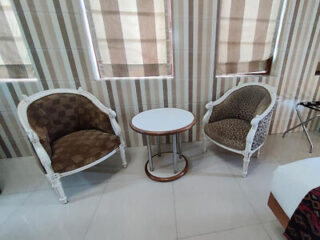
[268,157,320,228]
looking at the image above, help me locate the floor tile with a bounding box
[97,146,147,173]
[173,165,260,238]
[182,142,236,178]
[183,224,270,240]
[0,192,31,225]
[263,220,286,240]
[0,157,45,195]
[85,174,176,240]
[1,132,317,240]
[225,155,280,223]
[264,132,320,164]
[0,184,105,240]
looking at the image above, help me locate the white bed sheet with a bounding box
[271,157,320,218]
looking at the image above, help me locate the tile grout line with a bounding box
[224,157,265,220]
[171,182,179,240]
[260,223,274,240]
[223,157,274,240]
[0,182,46,197]
[176,147,267,240]
[178,222,265,240]
[82,181,109,240]
[0,191,33,226]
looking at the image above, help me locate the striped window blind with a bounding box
[0,0,35,80]
[217,0,283,75]
[86,0,172,79]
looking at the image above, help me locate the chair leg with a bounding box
[48,174,68,204]
[242,155,251,178]
[120,144,127,168]
[203,134,208,153]
[252,149,260,158]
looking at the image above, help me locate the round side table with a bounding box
[130,108,196,182]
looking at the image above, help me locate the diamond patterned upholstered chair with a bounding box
[17,88,127,203]
[203,82,276,177]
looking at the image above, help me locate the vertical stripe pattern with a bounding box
[1,0,320,159]
[217,0,282,75]
[88,0,171,78]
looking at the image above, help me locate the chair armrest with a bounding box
[26,130,54,174]
[108,110,126,147]
[77,88,117,135]
[202,102,215,126]
[204,83,242,123]
[84,102,125,145]
[246,107,274,152]
[86,107,116,134]
[203,98,234,124]
[77,88,125,146]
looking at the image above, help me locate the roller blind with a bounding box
[0,0,35,79]
[86,0,172,78]
[217,0,283,75]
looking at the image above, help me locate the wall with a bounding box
[0,0,320,159]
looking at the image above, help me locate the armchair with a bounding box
[17,88,127,203]
[203,82,276,177]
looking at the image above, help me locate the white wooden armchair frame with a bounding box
[17,88,127,203]
[203,82,276,177]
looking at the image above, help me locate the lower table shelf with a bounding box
[145,152,188,182]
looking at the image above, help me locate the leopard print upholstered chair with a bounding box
[202,82,276,177]
[17,88,127,203]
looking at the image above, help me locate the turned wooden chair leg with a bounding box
[252,149,261,158]
[120,144,127,168]
[48,174,68,204]
[203,134,208,153]
[242,155,251,178]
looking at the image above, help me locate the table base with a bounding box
[145,152,188,182]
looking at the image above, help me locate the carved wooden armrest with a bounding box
[26,129,53,173]
[247,107,274,151]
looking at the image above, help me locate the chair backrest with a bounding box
[27,93,80,143]
[210,85,272,122]
[26,93,114,145]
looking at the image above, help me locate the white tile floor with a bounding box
[1,132,320,240]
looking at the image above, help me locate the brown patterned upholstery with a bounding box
[78,96,114,134]
[205,119,251,150]
[27,94,80,145]
[27,93,117,173]
[206,85,273,150]
[52,130,120,173]
[209,86,271,123]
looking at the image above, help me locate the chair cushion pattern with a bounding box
[27,94,80,143]
[205,118,251,150]
[51,130,120,173]
[209,86,271,123]
[27,93,115,158]
[77,96,114,134]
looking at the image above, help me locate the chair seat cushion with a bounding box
[52,130,120,173]
[204,118,251,150]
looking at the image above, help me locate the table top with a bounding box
[130,108,196,135]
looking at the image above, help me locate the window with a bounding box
[0,0,36,81]
[81,0,173,80]
[217,0,283,76]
